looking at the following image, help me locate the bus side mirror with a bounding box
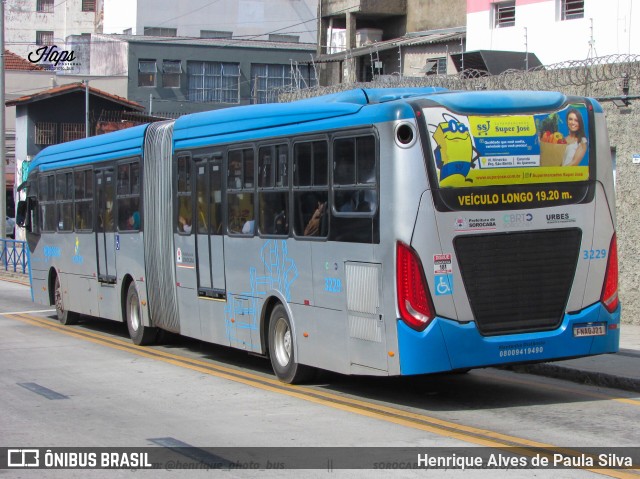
[16,200,27,227]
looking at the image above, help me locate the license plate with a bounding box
[573,323,606,337]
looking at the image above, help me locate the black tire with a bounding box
[54,275,79,325]
[268,304,315,384]
[125,282,158,346]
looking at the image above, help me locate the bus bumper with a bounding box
[397,302,621,376]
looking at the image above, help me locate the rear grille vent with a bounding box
[454,229,582,335]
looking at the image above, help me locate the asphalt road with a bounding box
[1,281,638,479]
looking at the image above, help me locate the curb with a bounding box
[508,363,640,394]
[0,272,30,286]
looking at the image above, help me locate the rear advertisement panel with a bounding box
[425,104,591,188]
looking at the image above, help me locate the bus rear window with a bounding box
[424,104,591,189]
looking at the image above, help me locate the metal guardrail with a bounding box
[1,239,29,274]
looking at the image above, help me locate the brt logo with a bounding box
[503,213,533,228]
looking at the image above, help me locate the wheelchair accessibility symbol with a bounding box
[435,274,453,296]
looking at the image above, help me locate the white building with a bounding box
[5,0,100,59]
[101,0,318,44]
[466,0,639,65]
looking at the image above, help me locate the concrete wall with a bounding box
[322,0,406,16]
[406,0,466,32]
[605,105,640,326]
[466,0,639,65]
[102,0,318,43]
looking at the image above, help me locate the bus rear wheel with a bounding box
[268,304,314,384]
[125,283,158,346]
[54,275,79,325]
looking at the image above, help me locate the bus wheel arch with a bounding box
[266,302,315,384]
[50,268,79,325]
[124,280,158,346]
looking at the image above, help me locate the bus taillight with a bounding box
[601,234,619,313]
[396,241,435,331]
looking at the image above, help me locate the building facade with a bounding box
[315,0,466,85]
[466,0,639,65]
[5,0,100,59]
[101,0,317,44]
[65,34,318,117]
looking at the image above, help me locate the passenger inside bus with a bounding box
[179,215,192,234]
[126,211,140,230]
[304,201,326,236]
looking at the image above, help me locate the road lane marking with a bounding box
[6,313,639,479]
[1,309,55,315]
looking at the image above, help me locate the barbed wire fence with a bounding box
[276,54,640,102]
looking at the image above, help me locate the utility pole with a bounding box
[85,80,89,138]
[1,0,6,239]
[524,27,529,71]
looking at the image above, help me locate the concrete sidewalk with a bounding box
[511,322,640,393]
[1,271,638,393]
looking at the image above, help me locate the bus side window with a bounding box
[176,156,192,234]
[258,144,289,236]
[117,161,141,232]
[74,169,93,232]
[39,174,56,232]
[331,135,378,243]
[227,148,255,235]
[56,171,74,232]
[209,161,223,235]
[293,140,328,238]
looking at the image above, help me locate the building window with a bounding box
[81,0,96,12]
[138,60,157,87]
[187,61,240,104]
[35,122,57,145]
[36,0,54,13]
[61,123,85,143]
[425,57,447,76]
[250,64,317,104]
[162,60,182,88]
[200,30,233,39]
[36,31,54,46]
[494,1,516,28]
[143,27,177,37]
[561,0,584,20]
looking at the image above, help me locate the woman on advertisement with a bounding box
[562,108,588,166]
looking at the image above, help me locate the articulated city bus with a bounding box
[17,87,619,383]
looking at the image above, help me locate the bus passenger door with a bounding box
[95,169,117,283]
[194,157,226,299]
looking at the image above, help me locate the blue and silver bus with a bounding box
[17,88,620,383]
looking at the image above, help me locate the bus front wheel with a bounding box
[54,275,79,325]
[268,304,314,384]
[125,283,158,346]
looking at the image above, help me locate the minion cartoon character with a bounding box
[431,114,478,187]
